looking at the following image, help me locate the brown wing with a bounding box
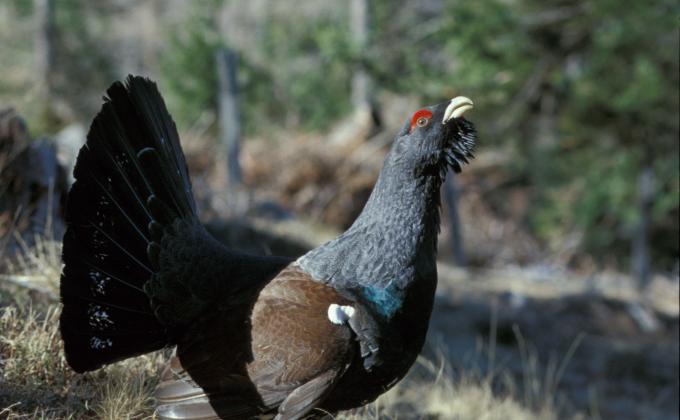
[154,264,356,419]
[248,265,355,418]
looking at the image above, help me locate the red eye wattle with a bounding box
[410,109,433,132]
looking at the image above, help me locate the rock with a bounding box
[0,109,68,260]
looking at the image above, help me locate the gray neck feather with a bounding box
[297,151,442,316]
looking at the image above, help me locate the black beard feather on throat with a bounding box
[439,118,477,178]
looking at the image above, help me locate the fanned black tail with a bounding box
[60,76,197,372]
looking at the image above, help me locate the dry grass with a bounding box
[338,360,554,420]
[7,234,62,290]
[337,332,581,420]
[1,236,574,419]
[0,305,161,419]
[2,234,61,301]
[0,302,163,419]
[0,237,162,419]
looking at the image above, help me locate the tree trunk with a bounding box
[444,171,466,266]
[350,0,370,114]
[632,165,653,289]
[216,48,242,189]
[34,0,56,101]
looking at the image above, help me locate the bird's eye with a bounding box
[410,109,433,133]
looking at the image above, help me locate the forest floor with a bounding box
[0,218,677,419]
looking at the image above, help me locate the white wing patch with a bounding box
[327,304,355,325]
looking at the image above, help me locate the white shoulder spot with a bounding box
[327,304,355,325]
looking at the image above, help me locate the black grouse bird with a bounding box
[59,76,476,419]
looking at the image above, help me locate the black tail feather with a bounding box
[60,75,197,372]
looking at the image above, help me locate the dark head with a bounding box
[386,97,476,180]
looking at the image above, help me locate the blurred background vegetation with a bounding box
[1,1,678,418]
[1,0,678,274]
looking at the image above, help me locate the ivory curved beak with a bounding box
[442,96,474,123]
